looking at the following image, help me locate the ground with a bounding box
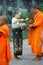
[9,39,43,65]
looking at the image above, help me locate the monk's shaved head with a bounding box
[0,16,7,26]
[30,7,39,14]
[0,16,7,21]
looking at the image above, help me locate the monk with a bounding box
[0,16,12,65]
[28,7,43,61]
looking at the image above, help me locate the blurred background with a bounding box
[0,0,43,16]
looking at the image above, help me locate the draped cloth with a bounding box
[28,11,43,56]
[0,24,12,65]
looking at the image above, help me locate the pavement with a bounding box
[9,39,43,65]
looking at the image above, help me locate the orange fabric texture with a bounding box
[0,24,12,65]
[28,11,43,56]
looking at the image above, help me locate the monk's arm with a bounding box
[32,16,42,27]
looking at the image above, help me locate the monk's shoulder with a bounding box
[2,24,9,29]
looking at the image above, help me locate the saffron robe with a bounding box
[0,24,12,65]
[28,11,43,56]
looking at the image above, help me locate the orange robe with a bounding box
[0,24,12,65]
[28,11,43,56]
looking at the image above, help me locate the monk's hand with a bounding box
[29,24,33,27]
